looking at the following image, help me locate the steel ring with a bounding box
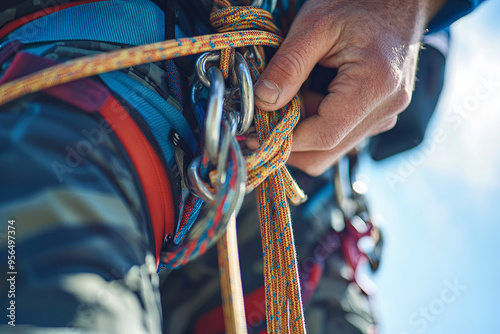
[187,156,215,202]
[195,52,220,88]
[243,45,262,66]
[234,52,254,135]
[190,80,204,107]
[205,66,225,166]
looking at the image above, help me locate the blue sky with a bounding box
[357,1,500,333]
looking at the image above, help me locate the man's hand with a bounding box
[251,0,447,176]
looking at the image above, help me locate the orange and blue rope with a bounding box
[0,30,281,107]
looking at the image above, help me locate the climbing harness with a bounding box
[0,1,308,333]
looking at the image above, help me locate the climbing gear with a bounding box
[0,31,281,106]
[334,154,383,278]
[0,50,177,264]
[0,1,308,333]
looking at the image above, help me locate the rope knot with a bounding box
[209,0,280,79]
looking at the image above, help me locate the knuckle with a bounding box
[303,162,329,177]
[348,31,373,50]
[375,116,398,134]
[368,53,401,98]
[318,128,342,150]
[379,87,412,120]
[379,67,400,96]
[272,49,308,80]
[304,167,324,177]
[394,87,412,112]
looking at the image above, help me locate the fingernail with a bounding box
[255,79,280,104]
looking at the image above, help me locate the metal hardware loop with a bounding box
[233,52,254,135]
[205,66,225,166]
[196,52,220,88]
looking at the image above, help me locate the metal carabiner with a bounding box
[216,113,239,193]
[212,118,248,241]
[187,156,215,202]
[190,80,205,107]
[196,52,220,88]
[243,45,262,66]
[205,66,225,166]
[234,52,254,136]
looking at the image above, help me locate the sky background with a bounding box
[357,1,500,333]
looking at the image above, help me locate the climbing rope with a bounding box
[0,3,308,333]
[0,31,281,106]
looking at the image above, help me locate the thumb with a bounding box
[254,20,329,111]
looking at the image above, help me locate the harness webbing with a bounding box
[0,0,107,39]
[0,5,308,333]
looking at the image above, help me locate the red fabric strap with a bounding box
[99,96,176,265]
